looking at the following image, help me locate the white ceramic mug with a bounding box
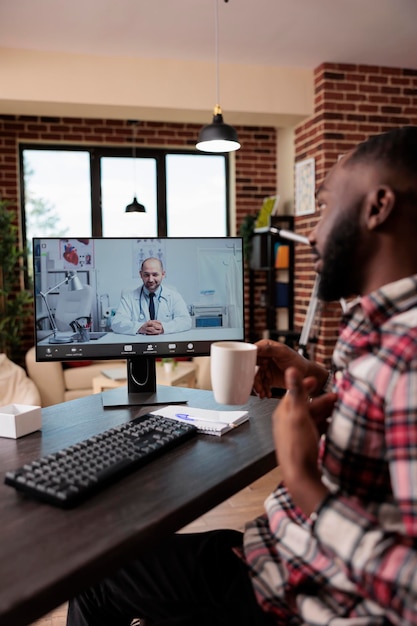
[210,341,258,405]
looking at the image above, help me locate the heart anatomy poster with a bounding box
[60,238,95,269]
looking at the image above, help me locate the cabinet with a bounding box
[248,216,297,345]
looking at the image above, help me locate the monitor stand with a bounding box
[101,356,188,408]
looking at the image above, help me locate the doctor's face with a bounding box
[140,259,166,293]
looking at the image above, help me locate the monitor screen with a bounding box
[33,236,244,406]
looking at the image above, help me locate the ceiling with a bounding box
[1,0,417,71]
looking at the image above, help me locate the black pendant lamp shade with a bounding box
[196,0,241,153]
[196,105,241,153]
[125,196,146,213]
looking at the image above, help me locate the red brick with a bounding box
[346,73,366,82]
[359,84,380,94]
[391,77,411,86]
[358,65,381,74]
[380,67,402,76]
[358,104,379,112]
[381,86,401,94]
[368,75,389,84]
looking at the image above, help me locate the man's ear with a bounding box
[365,185,395,231]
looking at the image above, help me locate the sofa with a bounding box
[25,348,212,407]
[25,347,125,407]
[0,353,41,406]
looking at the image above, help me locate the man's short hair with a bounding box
[346,125,417,179]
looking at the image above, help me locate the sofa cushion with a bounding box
[63,361,125,390]
[0,353,41,406]
[64,363,112,390]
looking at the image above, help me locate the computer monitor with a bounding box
[33,236,245,407]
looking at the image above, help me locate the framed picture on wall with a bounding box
[60,238,95,269]
[133,238,166,277]
[295,157,315,216]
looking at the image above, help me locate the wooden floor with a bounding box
[29,466,282,626]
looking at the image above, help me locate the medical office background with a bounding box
[35,237,244,335]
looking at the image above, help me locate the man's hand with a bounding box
[138,320,164,335]
[273,367,336,516]
[254,339,329,399]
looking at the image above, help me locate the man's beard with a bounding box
[317,212,362,302]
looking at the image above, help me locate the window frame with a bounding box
[19,143,231,247]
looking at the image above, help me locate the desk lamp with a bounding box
[39,271,83,344]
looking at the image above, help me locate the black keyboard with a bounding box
[4,414,197,508]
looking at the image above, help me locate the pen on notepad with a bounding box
[175,413,233,426]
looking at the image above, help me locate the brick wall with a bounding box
[294,62,417,368]
[0,115,276,364]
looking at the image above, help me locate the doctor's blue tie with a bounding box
[149,293,155,320]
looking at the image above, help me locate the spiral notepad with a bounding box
[151,405,249,437]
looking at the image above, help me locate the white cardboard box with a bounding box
[0,404,42,439]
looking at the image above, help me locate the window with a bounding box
[166,154,227,236]
[23,149,92,243]
[101,156,158,237]
[20,145,229,272]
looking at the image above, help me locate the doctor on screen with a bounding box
[111,257,192,335]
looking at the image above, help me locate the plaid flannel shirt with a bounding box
[243,275,417,625]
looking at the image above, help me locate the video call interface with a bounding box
[34,237,245,363]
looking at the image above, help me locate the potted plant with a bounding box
[0,200,33,359]
[239,196,280,267]
[160,357,177,373]
[239,213,258,264]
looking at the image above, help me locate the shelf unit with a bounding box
[248,216,297,345]
[34,246,98,330]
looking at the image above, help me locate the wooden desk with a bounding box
[0,388,279,626]
[92,361,197,394]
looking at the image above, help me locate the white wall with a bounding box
[92,237,243,312]
[0,47,313,128]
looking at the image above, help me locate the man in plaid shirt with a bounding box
[68,127,417,625]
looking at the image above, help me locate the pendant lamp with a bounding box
[196,0,240,153]
[125,196,146,213]
[125,120,146,213]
